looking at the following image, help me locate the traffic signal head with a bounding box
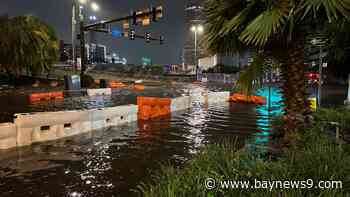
[130,29,136,40]
[145,32,151,43]
[152,6,163,22]
[152,7,157,22]
[132,11,137,25]
[160,36,164,45]
[154,6,163,22]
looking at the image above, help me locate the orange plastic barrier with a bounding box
[229,94,266,105]
[109,81,127,89]
[29,91,64,102]
[137,97,171,120]
[133,84,145,91]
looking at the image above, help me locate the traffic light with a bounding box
[132,11,137,25]
[145,32,151,43]
[152,6,163,22]
[160,36,164,45]
[130,29,136,40]
[152,7,157,22]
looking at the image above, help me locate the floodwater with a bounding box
[0,84,282,197]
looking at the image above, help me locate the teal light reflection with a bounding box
[247,87,284,158]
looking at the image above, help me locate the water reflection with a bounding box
[0,85,278,196]
[246,87,284,158]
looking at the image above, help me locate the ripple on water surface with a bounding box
[0,85,282,197]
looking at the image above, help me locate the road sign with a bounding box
[111,29,123,38]
[142,57,152,66]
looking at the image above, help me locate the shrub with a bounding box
[138,110,350,197]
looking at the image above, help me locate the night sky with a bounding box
[0,0,187,64]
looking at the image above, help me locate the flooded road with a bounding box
[0,84,281,197]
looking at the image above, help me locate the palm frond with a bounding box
[237,53,267,95]
[239,2,289,46]
[303,0,350,21]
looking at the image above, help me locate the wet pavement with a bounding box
[0,83,281,197]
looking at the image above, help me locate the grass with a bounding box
[137,109,350,197]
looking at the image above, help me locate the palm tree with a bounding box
[204,0,350,142]
[0,15,59,78]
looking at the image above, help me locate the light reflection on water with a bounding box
[246,86,284,157]
[0,85,280,197]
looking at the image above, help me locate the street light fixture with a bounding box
[78,0,87,4]
[71,0,100,72]
[90,2,100,12]
[89,15,97,21]
[197,25,204,33]
[191,24,204,80]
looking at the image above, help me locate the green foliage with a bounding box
[205,0,350,50]
[313,108,350,136]
[204,0,350,132]
[0,15,59,76]
[236,54,267,95]
[139,110,350,197]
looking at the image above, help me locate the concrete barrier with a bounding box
[0,91,230,150]
[189,90,230,105]
[207,92,230,104]
[202,73,238,84]
[14,110,92,147]
[171,96,191,112]
[91,105,138,130]
[87,88,112,96]
[0,123,17,150]
[12,104,138,148]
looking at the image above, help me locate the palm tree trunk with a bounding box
[281,37,312,143]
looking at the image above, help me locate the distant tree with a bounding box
[0,15,59,77]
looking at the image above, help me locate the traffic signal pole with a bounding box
[79,6,163,76]
[80,21,86,76]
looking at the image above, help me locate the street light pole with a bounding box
[191,25,203,80]
[194,30,198,79]
[72,0,77,71]
[80,21,86,76]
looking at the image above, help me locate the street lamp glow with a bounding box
[197,25,204,33]
[91,2,100,12]
[78,0,87,5]
[191,25,204,33]
[89,15,97,21]
[191,26,197,32]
